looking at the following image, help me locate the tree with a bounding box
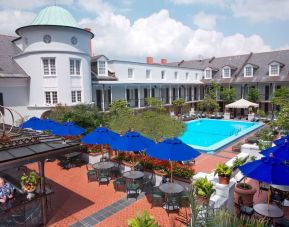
[108,110,185,141]
[48,104,104,132]
[172,98,185,115]
[109,99,132,116]
[208,81,221,100]
[197,95,220,113]
[220,88,236,104]
[271,87,289,108]
[247,87,260,103]
[145,97,164,112]
[220,87,236,111]
[275,105,289,131]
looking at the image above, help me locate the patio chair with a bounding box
[258,182,269,197]
[111,162,121,178]
[114,177,126,190]
[127,183,140,200]
[270,190,284,207]
[142,173,154,192]
[275,217,289,227]
[238,197,254,217]
[151,186,164,207]
[98,171,110,185]
[86,164,98,183]
[165,196,180,216]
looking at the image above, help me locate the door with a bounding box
[166,88,169,104]
[126,89,130,105]
[134,89,138,107]
[96,90,102,110]
[265,85,270,101]
[151,88,155,98]
[0,93,3,114]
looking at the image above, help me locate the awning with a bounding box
[225,98,259,109]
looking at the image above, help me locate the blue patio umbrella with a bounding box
[81,127,119,145]
[146,138,201,182]
[260,144,289,161]
[42,119,62,131]
[274,135,289,146]
[51,122,86,136]
[239,156,289,186]
[110,131,155,152]
[20,117,46,130]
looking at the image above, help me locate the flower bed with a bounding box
[113,153,194,181]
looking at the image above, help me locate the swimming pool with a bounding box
[179,119,263,153]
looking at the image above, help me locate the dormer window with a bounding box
[269,64,279,76]
[222,67,231,78]
[204,69,212,79]
[244,65,253,77]
[98,61,106,75]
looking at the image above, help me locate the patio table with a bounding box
[253,203,284,218]
[123,171,144,180]
[159,183,184,194]
[159,183,184,211]
[92,161,115,170]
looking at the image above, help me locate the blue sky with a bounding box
[0,0,288,61]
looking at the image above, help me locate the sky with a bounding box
[0,0,288,62]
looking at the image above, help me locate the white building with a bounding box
[1,5,289,124]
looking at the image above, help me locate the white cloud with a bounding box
[230,0,289,22]
[0,10,35,35]
[170,0,225,5]
[77,0,113,13]
[80,9,271,61]
[193,12,217,30]
[0,0,73,10]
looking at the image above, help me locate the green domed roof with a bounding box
[31,6,79,28]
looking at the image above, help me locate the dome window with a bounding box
[43,34,51,44]
[71,36,78,45]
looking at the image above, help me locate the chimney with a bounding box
[84,28,92,57]
[146,57,153,64]
[161,59,167,65]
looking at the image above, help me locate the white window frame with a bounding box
[204,69,212,79]
[161,70,166,80]
[45,91,58,105]
[70,59,81,76]
[98,61,106,75]
[146,69,151,79]
[269,63,279,76]
[174,71,178,80]
[71,90,82,103]
[222,67,231,78]
[186,72,189,81]
[128,68,134,79]
[42,58,56,76]
[244,65,253,77]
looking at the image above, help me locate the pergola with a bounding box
[0,124,81,225]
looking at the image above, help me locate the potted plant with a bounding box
[21,171,40,199]
[214,163,232,185]
[234,180,256,207]
[128,210,159,227]
[194,177,215,205]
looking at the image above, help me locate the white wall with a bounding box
[14,26,92,108]
[105,61,203,85]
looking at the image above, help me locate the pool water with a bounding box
[179,119,262,153]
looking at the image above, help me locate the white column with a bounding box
[110,86,113,105]
[138,85,141,108]
[185,86,187,102]
[177,85,180,99]
[169,85,172,104]
[101,85,105,111]
[124,85,127,100]
[149,84,152,98]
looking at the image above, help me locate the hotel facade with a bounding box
[0,6,289,123]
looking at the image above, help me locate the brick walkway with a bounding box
[26,142,243,226]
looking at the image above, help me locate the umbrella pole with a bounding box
[170,161,173,183]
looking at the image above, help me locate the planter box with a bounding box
[81,152,109,164]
